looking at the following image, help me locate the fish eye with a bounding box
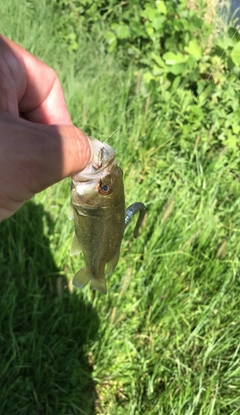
[99,183,112,195]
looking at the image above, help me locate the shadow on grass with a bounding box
[0,201,99,415]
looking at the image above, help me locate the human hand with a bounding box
[0,35,91,221]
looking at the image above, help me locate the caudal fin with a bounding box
[73,267,90,288]
[72,267,107,294]
[91,278,107,295]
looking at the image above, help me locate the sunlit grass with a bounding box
[0,1,240,414]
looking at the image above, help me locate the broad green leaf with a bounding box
[111,23,130,39]
[184,39,202,59]
[230,41,240,66]
[171,75,181,90]
[152,15,165,31]
[141,5,157,21]
[216,37,235,50]
[163,51,187,65]
[232,124,240,134]
[145,24,154,38]
[143,71,155,84]
[226,134,238,149]
[190,105,204,120]
[104,31,117,52]
[151,52,166,68]
[152,64,164,75]
[169,63,186,75]
[156,0,167,15]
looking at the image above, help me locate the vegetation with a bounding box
[0,0,240,414]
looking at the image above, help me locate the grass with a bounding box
[1,1,240,414]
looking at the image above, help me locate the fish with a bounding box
[69,137,146,294]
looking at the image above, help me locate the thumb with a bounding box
[0,112,92,197]
[0,113,92,221]
[30,123,92,192]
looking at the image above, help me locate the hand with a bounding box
[0,35,91,221]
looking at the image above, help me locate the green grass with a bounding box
[1,1,240,414]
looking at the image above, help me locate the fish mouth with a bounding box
[72,137,116,182]
[74,179,98,198]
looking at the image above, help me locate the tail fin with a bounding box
[73,267,91,289]
[72,267,107,294]
[91,278,107,295]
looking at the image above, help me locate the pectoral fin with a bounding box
[106,250,120,276]
[68,204,74,220]
[70,233,82,256]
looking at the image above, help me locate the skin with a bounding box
[0,35,92,222]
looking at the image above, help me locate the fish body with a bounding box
[70,138,125,294]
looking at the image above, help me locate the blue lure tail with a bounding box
[125,202,146,238]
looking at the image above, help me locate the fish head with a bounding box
[71,137,124,210]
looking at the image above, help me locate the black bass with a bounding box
[69,137,145,294]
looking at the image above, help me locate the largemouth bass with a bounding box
[69,137,146,294]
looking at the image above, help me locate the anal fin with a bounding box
[68,204,74,220]
[106,250,120,277]
[73,266,90,288]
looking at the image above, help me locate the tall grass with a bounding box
[1,1,240,414]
